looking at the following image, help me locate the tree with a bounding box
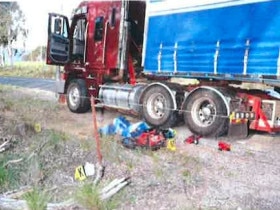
[0,2,27,66]
[22,46,46,62]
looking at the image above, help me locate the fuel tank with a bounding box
[98,83,145,113]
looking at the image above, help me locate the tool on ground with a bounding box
[162,128,176,139]
[100,177,131,200]
[122,129,166,150]
[184,134,201,144]
[218,141,231,151]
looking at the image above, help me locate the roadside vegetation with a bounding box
[0,62,56,79]
[0,84,203,209]
[0,85,122,209]
[0,85,59,193]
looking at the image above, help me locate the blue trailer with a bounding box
[143,0,280,86]
[47,0,280,137]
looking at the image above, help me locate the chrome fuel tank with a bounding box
[98,83,145,113]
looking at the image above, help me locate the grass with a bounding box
[182,169,191,181]
[153,165,164,179]
[0,84,58,128]
[80,138,95,152]
[0,165,9,188]
[0,61,57,79]
[0,85,65,193]
[0,154,23,193]
[125,158,135,171]
[0,128,72,194]
[47,129,69,146]
[100,136,125,164]
[75,183,119,210]
[23,187,50,210]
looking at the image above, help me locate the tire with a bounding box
[66,79,90,113]
[141,85,177,128]
[183,89,228,137]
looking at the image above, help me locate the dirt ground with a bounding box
[1,86,280,210]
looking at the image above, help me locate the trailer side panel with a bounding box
[143,0,280,85]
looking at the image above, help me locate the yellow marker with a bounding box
[167,139,176,151]
[236,119,241,124]
[229,112,235,123]
[34,123,42,133]
[74,165,87,181]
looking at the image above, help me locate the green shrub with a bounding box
[23,188,50,210]
[75,183,119,210]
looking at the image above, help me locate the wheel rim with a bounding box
[68,86,80,107]
[146,92,167,120]
[191,97,216,127]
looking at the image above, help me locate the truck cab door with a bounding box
[46,13,70,65]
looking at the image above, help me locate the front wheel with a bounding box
[183,89,228,137]
[66,79,90,113]
[140,85,177,128]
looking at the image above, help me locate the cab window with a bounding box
[52,17,68,38]
[72,18,87,60]
[94,16,104,41]
[73,18,86,41]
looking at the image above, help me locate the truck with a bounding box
[46,0,280,137]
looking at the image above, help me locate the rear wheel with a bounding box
[66,79,90,113]
[141,85,177,128]
[183,89,228,137]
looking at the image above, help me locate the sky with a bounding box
[12,0,220,51]
[15,0,81,50]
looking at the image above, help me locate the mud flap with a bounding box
[58,94,66,104]
[227,121,248,139]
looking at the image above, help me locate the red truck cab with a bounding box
[47,1,145,112]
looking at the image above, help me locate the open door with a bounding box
[46,13,70,65]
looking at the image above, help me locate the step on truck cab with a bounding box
[47,0,280,137]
